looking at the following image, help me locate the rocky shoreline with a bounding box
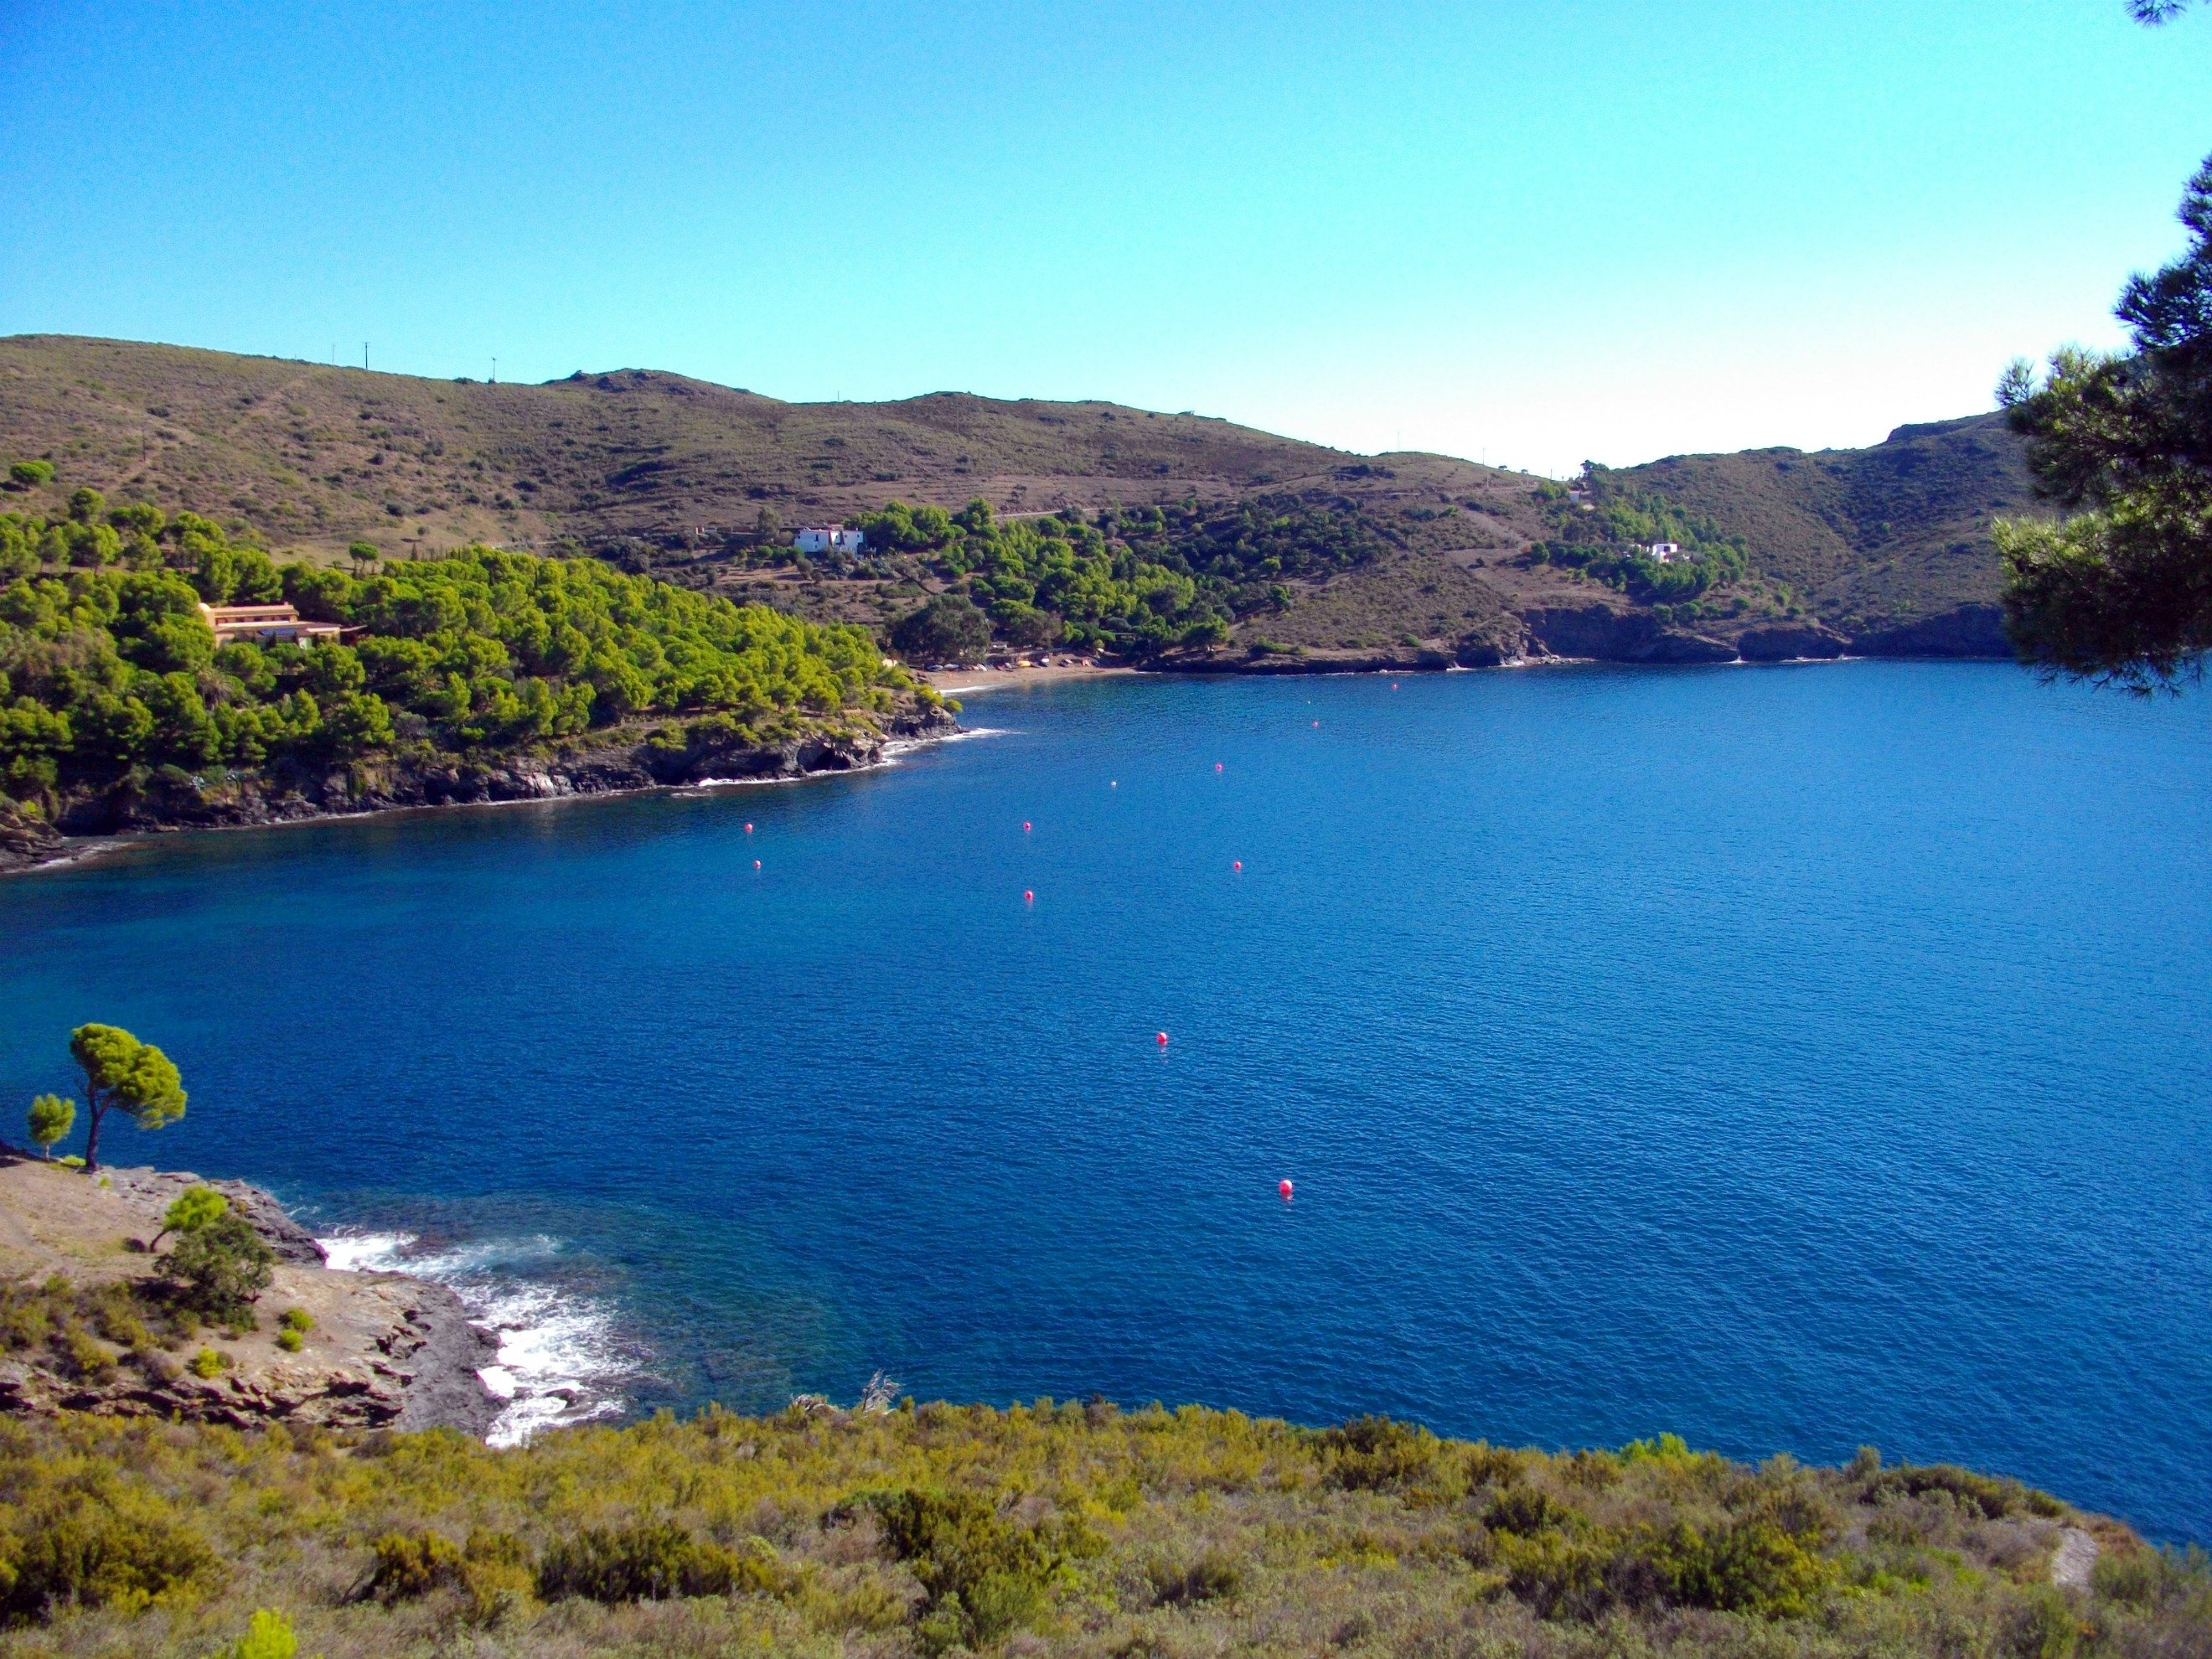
[0,701,961,875]
[0,1154,503,1436]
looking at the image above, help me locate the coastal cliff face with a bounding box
[0,701,959,872]
[0,1156,499,1436]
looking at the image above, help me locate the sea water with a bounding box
[3,662,2208,1535]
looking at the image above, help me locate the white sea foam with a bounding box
[318,1227,638,1446]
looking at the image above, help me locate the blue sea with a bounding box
[3,662,2209,1538]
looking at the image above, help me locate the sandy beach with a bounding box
[925,661,1138,696]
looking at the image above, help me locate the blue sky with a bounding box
[1,1,2204,473]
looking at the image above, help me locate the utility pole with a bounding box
[363,343,370,371]
[491,357,497,385]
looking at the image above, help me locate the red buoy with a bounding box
[1215,762,1223,773]
[1311,720,1320,727]
[752,859,761,870]
[1022,820,1031,832]
[1279,1179,1295,1200]
[1155,1031,1169,1047]
[1024,890,1034,902]
[1391,681,1398,690]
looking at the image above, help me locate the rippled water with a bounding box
[3,662,2208,1538]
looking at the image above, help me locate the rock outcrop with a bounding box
[1848,602,2010,659]
[1737,623,1849,661]
[18,702,958,858]
[1519,604,1738,664]
[0,800,66,875]
[0,1155,501,1436]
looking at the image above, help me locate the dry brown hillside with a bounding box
[1,334,2032,663]
[0,333,1534,559]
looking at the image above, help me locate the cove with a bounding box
[3,661,2209,1538]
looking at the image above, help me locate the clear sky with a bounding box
[1,1,2205,474]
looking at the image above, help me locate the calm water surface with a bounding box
[3,663,2209,1535]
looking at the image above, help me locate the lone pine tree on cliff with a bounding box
[69,1023,186,1173]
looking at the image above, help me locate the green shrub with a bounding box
[274,1328,302,1353]
[1318,1416,1453,1494]
[535,1520,779,1605]
[1860,1462,2060,1520]
[165,1212,273,1320]
[279,1307,313,1333]
[7,462,54,488]
[1145,1547,1242,1606]
[58,1326,114,1382]
[1486,1487,1580,1537]
[2009,1584,2080,1659]
[366,1529,463,1602]
[189,1346,229,1378]
[1492,1527,1620,1620]
[0,1480,220,1622]
[1642,1516,1836,1617]
[2093,1546,2178,1610]
[871,1487,1078,1650]
[209,1607,297,1659]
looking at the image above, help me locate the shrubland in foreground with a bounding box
[0,1403,2204,1657]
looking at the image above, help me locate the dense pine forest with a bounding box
[0,491,923,821]
[847,496,1392,660]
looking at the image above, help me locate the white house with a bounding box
[1643,541,1683,563]
[793,525,867,556]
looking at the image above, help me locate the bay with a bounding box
[3,661,2208,1538]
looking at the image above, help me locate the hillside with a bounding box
[2,335,2037,665]
[1,1399,2193,1657]
[1606,414,2035,653]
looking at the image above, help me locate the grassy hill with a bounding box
[2,335,2036,663]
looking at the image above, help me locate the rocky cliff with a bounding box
[1,702,959,873]
[0,1155,501,1436]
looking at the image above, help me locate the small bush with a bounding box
[189,1346,230,1378]
[1319,1416,1453,1494]
[0,1481,220,1621]
[2009,1584,2080,1659]
[279,1307,313,1333]
[871,1487,1077,1650]
[8,461,54,488]
[275,1329,302,1353]
[59,1326,114,1382]
[210,1607,298,1659]
[1146,1548,1242,1606]
[2093,1546,2178,1610]
[1862,1463,2059,1521]
[165,1212,273,1320]
[1486,1487,1580,1537]
[536,1521,783,1605]
[366,1529,463,1602]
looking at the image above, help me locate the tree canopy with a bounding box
[0,503,918,811]
[1998,154,2212,690]
[25,1094,72,1159]
[67,1023,187,1172]
[859,495,1387,659]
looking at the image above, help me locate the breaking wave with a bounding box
[318,1229,641,1447]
